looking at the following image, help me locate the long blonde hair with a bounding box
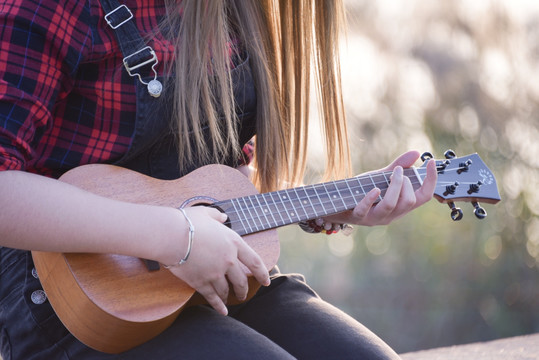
[163,0,351,192]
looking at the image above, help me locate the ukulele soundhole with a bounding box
[179,196,217,208]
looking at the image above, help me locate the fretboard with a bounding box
[214,168,422,236]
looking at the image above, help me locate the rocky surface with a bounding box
[400,334,539,360]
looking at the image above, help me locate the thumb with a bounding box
[204,206,228,223]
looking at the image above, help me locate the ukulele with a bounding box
[31,150,500,353]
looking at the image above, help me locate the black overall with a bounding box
[0,2,400,359]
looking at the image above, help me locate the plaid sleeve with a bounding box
[0,0,91,171]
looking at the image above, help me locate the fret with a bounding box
[344,178,364,206]
[349,178,365,199]
[354,175,370,201]
[230,198,249,234]
[302,185,323,218]
[276,190,295,223]
[286,189,301,222]
[335,179,356,209]
[267,191,287,227]
[261,194,279,226]
[406,168,422,190]
[234,197,255,233]
[253,194,274,229]
[245,195,264,232]
[262,193,282,226]
[239,196,259,232]
[332,180,349,211]
[291,187,310,221]
[380,172,391,197]
[319,183,337,213]
[321,182,344,213]
[310,184,330,217]
[368,174,384,202]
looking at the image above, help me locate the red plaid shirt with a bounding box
[0,0,195,178]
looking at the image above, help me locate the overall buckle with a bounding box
[104,4,133,29]
[123,47,163,98]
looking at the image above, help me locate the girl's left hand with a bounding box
[323,151,437,228]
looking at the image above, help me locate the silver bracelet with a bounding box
[163,208,195,268]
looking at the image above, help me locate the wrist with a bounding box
[146,206,191,267]
[162,208,195,268]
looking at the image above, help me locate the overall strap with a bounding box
[98,0,163,271]
[98,0,163,97]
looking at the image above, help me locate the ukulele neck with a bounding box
[215,168,421,236]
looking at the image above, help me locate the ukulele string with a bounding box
[222,172,423,232]
[414,166,479,185]
[225,166,477,232]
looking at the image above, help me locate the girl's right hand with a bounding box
[164,206,270,315]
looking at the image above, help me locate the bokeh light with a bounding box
[279,0,539,353]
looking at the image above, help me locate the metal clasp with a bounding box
[122,46,162,97]
[104,4,133,29]
[122,46,158,77]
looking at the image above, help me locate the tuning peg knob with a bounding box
[444,149,457,159]
[421,152,434,162]
[472,202,487,219]
[448,202,463,221]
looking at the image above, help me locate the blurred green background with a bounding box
[277,0,539,353]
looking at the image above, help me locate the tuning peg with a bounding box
[448,202,463,221]
[439,159,451,169]
[467,180,483,194]
[444,181,460,196]
[444,149,457,159]
[421,152,434,162]
[457,159,473,174]
[434,159,451,175]
[472,202,487,219]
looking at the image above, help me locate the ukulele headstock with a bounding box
[419,150,501,221]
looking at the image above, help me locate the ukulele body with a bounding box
[32,164,280,354]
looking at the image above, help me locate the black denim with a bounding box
[0,246,400,359]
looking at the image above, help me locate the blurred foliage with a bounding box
[278,0,539,353]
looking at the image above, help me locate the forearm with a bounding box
[0,170,183,265]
